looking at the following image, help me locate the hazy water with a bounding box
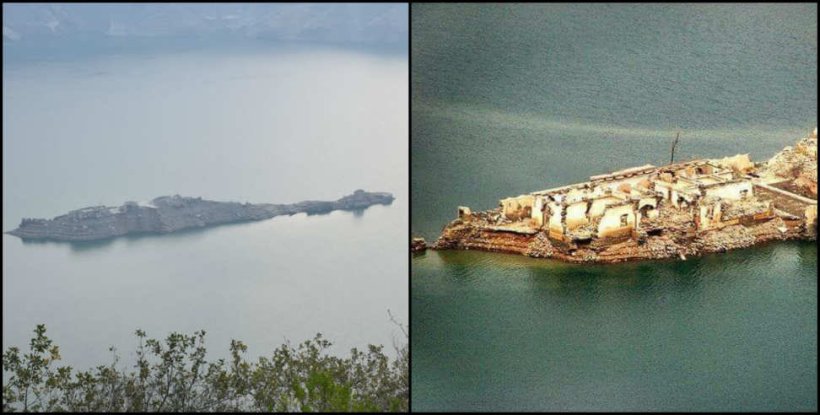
[411,4,817,411]
[3,46,408,367]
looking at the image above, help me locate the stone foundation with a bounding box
[433,213,810,264]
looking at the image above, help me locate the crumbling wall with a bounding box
[532,197,544,226]
[597,204,635,239]
[697,201,723,230]
[670,189,697,208]
[547,201,563,238]
[589,197,621,218]
[637,197,657,210]
[458,206,472,220]
[564,188,587,203]
[593,173,655,194]
[704,181,753,201]
[655,181,672,201]
[638,197,660,220]
[500,195,534,221]
[713,154,754,174]
[566,201,589,230]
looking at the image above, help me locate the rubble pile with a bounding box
[764,137,818,185]
[645,235,684,258]
[566,223,598,240]
[697,225,756,252]
[721,199,770,220]
[794,173,818,197]
[747,217,791,240]
[645,204,692,230]
[411,237,427,253]
[526,232,554,258]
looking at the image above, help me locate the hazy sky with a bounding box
[3,3,409,60]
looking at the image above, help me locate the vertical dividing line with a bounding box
[406,2,413,413]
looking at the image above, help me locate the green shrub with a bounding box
[2,324,408,412]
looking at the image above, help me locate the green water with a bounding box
[411,4,817,411]
[412,245,817,411]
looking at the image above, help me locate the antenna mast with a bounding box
[670,131,680,164]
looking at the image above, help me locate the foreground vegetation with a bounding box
[2,324,408,412]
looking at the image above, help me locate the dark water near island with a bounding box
[3,46,408,367]
[412,4,816,412]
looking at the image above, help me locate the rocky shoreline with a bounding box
[432,206,811,264]
[7,190,394,242]
[429,131,817,264]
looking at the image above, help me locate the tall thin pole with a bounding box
[670,131,680,164]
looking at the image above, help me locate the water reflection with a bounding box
[17,220,257,253]
[11,204,392,254]
[428,242,817,306]
[412,242,817,412]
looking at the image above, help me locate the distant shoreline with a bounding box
[3,37,408,67]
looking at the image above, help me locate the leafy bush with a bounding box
[2,324,408,412]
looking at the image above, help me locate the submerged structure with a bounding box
[434,129,817,263]
[8,190,394,242]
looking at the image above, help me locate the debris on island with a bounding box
[432,128,818,263]
[412,237,428,253]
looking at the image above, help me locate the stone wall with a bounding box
[597,204,636,239]
[704,181,753,201]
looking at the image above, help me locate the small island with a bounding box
[7,190,394,242]
[431,129,818,263]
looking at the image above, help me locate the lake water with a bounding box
[411,3,817,411]
[3,45,408,367]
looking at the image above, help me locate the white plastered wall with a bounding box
[704,181,753,201]
[597,204,636,238]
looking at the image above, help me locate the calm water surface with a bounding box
[411,4,816,411]
[412,245,817,411]
[3,46,408,367]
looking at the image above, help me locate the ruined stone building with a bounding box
[436,129,818,263]
[499,159,771,241]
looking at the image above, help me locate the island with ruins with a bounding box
[7,190,394,242]
[429,129,818,263]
